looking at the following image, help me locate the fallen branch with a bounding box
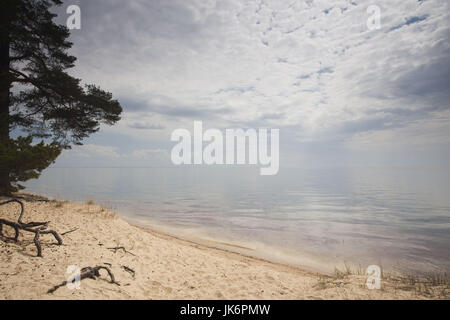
[47,265,120,294]
[122,265,136,279]
[0,199,63,257]
[107,246,135,256]
[61,228,78,236]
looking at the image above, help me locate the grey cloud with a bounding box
[215,86,255,94]
[54,0,226,67]
[391,54,450,103]
[389,15,429,32]
[361,41,450,110]
[366,107,423,118]
[337,103,448,137]
[260,113,284,120]
[158,105,233,119]
[48,0,450,168]
[298,74,311,79]
[128,122,165,130]
[317,67,334,74]
[336,103,447,137]
[64,0,207,43]
[336,117,399,135]
[119,96,233,120]
[297,67,334,81]
[224,112,286,129]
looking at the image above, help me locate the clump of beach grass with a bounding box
[315,262,449,299]
[53,200,68,208]
[385,272,449,298]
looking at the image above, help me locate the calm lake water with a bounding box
[24,166,450,274]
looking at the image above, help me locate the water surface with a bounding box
[24,166,450,274]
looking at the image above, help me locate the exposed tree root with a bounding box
[0,199,63,257]
[48,265,120,294]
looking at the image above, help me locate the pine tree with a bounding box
[0,0,122,195]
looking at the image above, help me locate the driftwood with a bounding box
[47,265,120,294]
[0,199,62,257]
[107,246,135,256]
[61,227,78,236]
[122,265,136,279]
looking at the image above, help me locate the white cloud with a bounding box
[53,0,450,166]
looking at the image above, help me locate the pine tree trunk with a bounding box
[0,8,12,195]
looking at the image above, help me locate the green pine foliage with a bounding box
[0,136,61,191]
[0,0,123,194]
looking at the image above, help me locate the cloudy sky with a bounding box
[51,0,449,168]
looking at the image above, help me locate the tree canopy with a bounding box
[0,0,123,194]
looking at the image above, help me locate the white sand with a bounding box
[0,199,444,299]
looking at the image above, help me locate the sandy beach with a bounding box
[0,196,447,300]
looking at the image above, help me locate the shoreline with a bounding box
[125,217,334,276]
[17,191,349,275]
[21,188,450,276]
[0,194,448,299]
[130,222,321,278]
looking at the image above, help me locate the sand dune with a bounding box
[0,198,445,300]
